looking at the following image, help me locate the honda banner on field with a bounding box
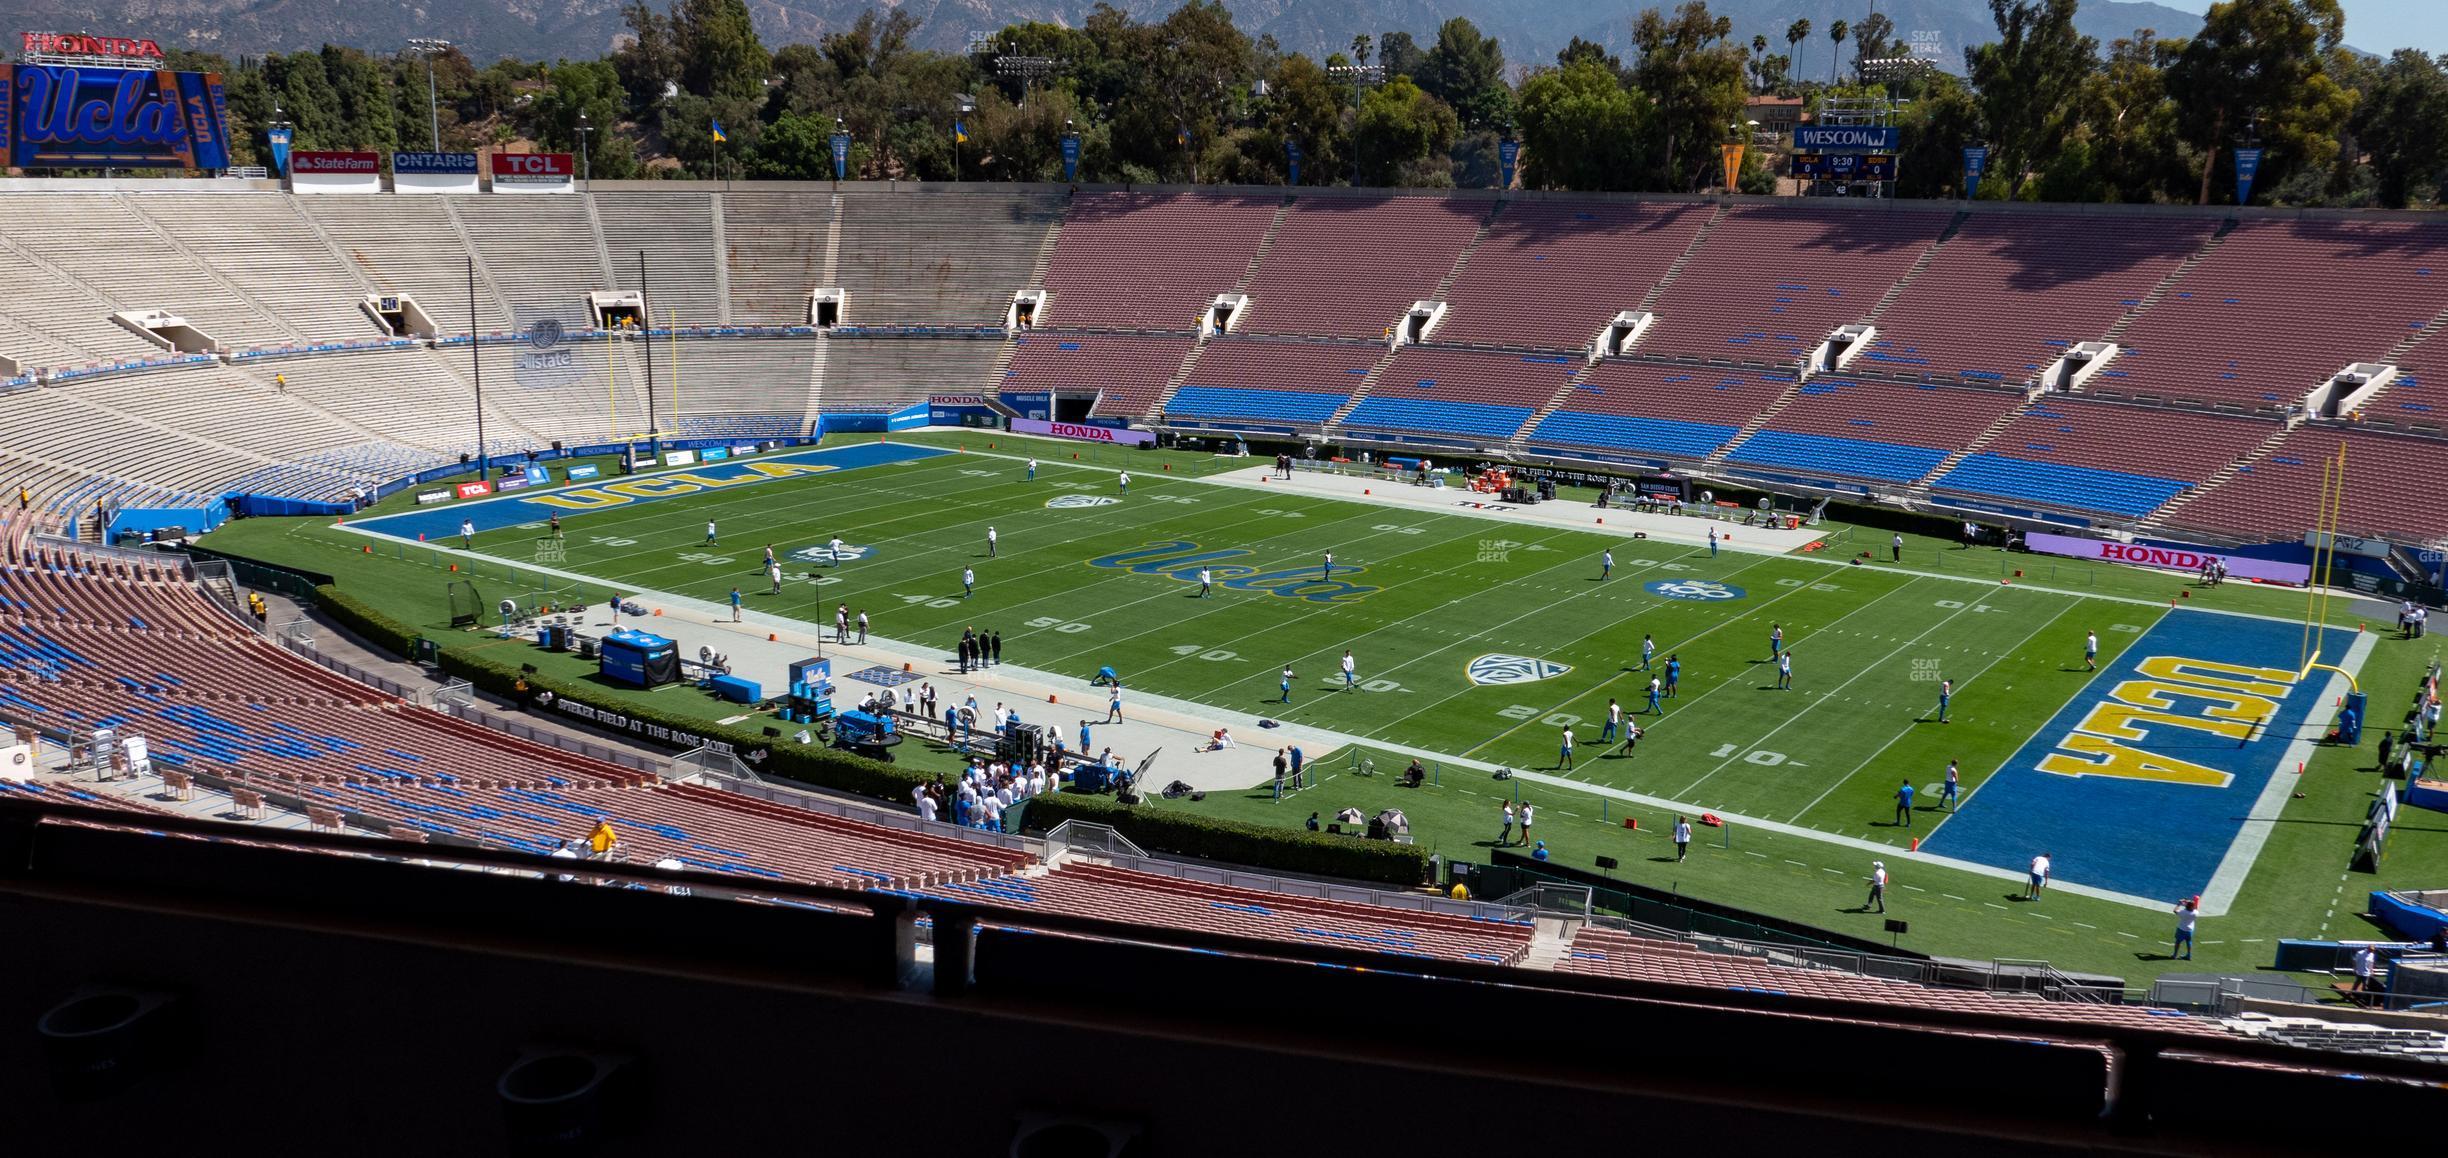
[1013,418,1155,447]
[2026,531,2310,584]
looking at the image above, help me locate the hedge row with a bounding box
[305,584,1431,886]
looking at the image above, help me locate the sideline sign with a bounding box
[1013,417,1154,448]
[2026,531,2309,585]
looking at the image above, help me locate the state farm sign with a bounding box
[1013,417,1155,447]
[2026,531,2310,585]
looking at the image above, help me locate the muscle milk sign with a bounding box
[2026,531,2309,585]
[1014,417,1155,447]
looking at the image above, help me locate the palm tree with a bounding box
[1786,18,1811,67]
[1751,34,1768,92]
[1829,20,1849,85]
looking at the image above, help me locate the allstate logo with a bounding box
[526,318,564,350]
[1646,579,1746,601]
[1466,655,1572,686]
[1046,494,1121,509]
[789,543,875,563]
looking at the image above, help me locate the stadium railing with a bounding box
[705,771,1037,858]
[1091,841,1535,925]
[274,633,427,703]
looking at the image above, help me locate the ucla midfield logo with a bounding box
[790,543,875,563]
[1466,654,1572,686]
[1087,541,1377,604]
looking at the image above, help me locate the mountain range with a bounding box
[0,0,2205,71]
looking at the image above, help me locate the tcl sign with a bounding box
[23,33,164,59]
[492,152,573,177]
[454,481,493,499]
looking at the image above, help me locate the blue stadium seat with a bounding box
[1341,398,1531,441]
[1531,411,1740,459]
[1932,454,2190,518]
[1724,430,1949,483]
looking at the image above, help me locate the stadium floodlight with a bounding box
[1326,63,1384,186]
[995,54,1059,106]
[406,38,452,152]
[574,111,594,187]
[1858,55,1934,82]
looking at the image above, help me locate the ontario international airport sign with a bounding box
[2025,531,2311,584]
[1012,417,1156,447]
[0,64,233,169]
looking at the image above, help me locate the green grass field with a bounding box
[202,429,2447,987]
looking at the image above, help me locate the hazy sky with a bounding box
[2154,1,2445,56]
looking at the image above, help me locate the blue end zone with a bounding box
[352,442,952,541]
[1922,610,2356,900]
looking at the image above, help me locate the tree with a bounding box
[1851,12,1898,68]
[1751,34,1769,91]
[1965,1,2098,199]
[1515,58,1649,190]
[1264,53,1348,184]
[533,60,642,180]
[1632,2,1748,191]
[1379,30,1424,81]
[1416,18,1512,132]
[1559,37,1624,74]
[673,0,769,103]
[1355,76,1460,186]
[2065,29,2190,203]
[1786,18,1812,73]
[613,0,681,115]
[2352,49,2448,208]
[2165,0,2354,205]
[1828,20,1848,84]
[1352,34,1373,68]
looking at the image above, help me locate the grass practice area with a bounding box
[202,429,2443,985]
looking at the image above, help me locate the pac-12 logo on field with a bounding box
[1467,655,1572,686]
[1645,579,1746,602]
[1046,494,1121,509]
[789,543,876,563]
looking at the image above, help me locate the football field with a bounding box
[346,433,2367,909]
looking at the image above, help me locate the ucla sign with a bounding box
[1088,541,1378,604]
[2,65,233,170]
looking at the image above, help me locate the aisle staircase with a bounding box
[1862,210,1966,325]
[1637,203,1727,314]
[2134,419,2296,532]
[2104,219,2236,343]
[1911,396,2039,489]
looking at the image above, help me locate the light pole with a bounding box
[574,110,594,187]
[407,38,450,152]
[995,53,1058,107]
[953,93,976,183]
[1325,62,1382,186]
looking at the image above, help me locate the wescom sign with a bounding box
[2025,531,2310,584]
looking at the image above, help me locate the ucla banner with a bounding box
[2,65,233,170]
[1498,138,1520,190]
[266,123,292,175]
[1961,146,1987,199]
[1284,136,1301,186]
[1719,143,1744,192]
[1060,133,1081,183]
[830,128,851,180]
[1922,610,2359,902]
[2233,147,2264,206]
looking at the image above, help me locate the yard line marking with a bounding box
[1984,902,2009,910]
[1782,858,1809,867]
[1942,894,1968,902]
[2115,931,2139,939]
[1677,584,2017,799]
[1790,595,2080,826]
[2073,922,2097,930]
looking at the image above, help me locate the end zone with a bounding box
[1921,609,2366,911]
